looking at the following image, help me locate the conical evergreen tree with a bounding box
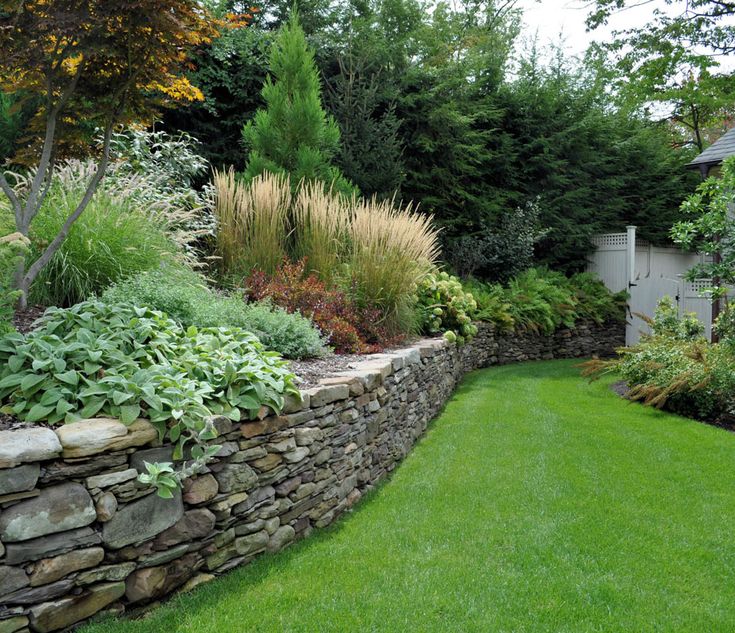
[242,11,355,196]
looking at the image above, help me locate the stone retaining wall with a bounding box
[0,321,622,632]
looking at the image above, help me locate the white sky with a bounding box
[517,0,661,58]
[516,0,735,70]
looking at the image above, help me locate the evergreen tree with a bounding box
[162,25,270,171]
[397,1,517,237]
[325,54,404,199]
[493,50,697,273]
[242,11,354,195]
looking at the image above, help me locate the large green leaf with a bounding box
[54,370,79,386]
[26,403,55,423]
[20,373,47,392]
[120,404,141,425]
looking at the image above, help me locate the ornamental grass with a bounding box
[347,196,441,334]
[292,182,348,282]
[212,168,290,275]
[213,171,441,337]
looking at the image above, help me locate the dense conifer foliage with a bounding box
[157,1,700,274]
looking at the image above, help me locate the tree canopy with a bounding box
[27,0,703,278]
[0,0,218,306]
[586,0,735,151]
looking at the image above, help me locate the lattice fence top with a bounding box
[683,279,735,299]
[591,233,649,248]
[688,279,713,292]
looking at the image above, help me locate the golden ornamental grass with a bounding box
[211,168,443,336]
[348,195,441,333]
[292,182,349,281]
[213,168,290,275]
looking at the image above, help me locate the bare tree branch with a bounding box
[21,64,83,232]
[21,118,115,290]
[36,147,57,214]
[0,171,22,227]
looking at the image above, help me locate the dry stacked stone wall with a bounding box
[0,321,622,632]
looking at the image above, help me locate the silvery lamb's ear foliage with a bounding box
[0,301,298,497]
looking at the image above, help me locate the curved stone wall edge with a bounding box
[0,321,623,632]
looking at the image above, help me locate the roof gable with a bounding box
[688,127,735,168]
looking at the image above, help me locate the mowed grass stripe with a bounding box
[84,360,735,633]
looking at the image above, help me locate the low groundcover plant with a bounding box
[0,301,298,496]
[101,267,328,359]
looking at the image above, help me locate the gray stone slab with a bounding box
[0,566,29,597]
[0,429,61,468]
[3,527,102,565]
[0,482,95,542]
[102,490,183,549]
[0,464,40,496]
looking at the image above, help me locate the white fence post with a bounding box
[626,225,637,289]
[676,274,685,318]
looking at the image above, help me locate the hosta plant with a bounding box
[0,301,297,496]
[416,271,478,344]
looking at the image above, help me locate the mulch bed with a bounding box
[610,380,630,399]
[289,353,368,390]
[2,307,47,431]
[0,413,27,432]
[288,339,417,390]
[12,305,46,335]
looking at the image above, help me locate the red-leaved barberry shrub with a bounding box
[246,259,389,354]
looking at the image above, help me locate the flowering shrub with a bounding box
[416,271,478,344]
[247,259,392,353]
[714,304,735,345]
[650,296,704,340]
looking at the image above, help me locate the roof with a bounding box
[687,126,735,170]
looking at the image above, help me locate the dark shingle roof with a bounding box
[688,126,735,169]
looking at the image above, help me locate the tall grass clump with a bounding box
[30,192,177,307]
[292,182,348,281]
[27,161,190,307]
[348,196,441,333]
[213,168,290,275]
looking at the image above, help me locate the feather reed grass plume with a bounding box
[213,168,290,275]
[292,182,348,281]
[348,195,440,333]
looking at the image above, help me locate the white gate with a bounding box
[587,227,712,345]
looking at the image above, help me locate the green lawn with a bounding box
[85,360,735,632]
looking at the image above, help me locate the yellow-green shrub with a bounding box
[416,271,478,344]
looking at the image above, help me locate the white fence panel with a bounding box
[587,233,628,293]
[681,279,716,340]
[587,229,712,345]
